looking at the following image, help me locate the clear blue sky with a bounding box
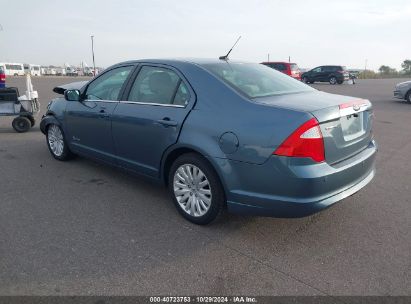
[0,0,410,70]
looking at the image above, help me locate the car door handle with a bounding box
[157,118,178,127]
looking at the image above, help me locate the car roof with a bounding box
[261,61,296,65]
[111,58,254,68]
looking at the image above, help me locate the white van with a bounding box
[24,64,42,76]
[0,63,25,76]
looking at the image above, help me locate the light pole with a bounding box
[91,35,96,76]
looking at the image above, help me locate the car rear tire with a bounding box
[46,124,74,161]
[168,153,225,225]
[12,116,31,133]
[329,76,337,85]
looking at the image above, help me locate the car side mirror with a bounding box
[64,89,81,101]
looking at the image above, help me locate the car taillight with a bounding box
[273,118,325,162]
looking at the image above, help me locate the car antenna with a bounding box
[219,36,242,61]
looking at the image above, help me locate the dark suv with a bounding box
[301,65,349,85]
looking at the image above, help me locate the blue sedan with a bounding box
[40,59,377,224]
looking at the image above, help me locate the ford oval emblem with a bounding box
[353,104,361,111]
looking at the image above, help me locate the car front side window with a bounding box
[127,66,183,105]
[85,66,133,101]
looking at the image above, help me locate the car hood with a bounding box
[53,81,88,95]
[397,80,411,86]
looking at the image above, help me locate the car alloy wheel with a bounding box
[173,164,212,217]
[47,125,65,157]
[329,77,337,85]
[169,153,225,225]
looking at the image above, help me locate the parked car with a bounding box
[0,66,5,88]
[261,61,301,80]
[302,65,349,84]
[40,59,376,225]
[393,80,411,103]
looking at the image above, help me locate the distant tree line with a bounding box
[359,59,411,79]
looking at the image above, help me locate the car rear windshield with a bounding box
[201,62,314,98]
[290,64,299,71]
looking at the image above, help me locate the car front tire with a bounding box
[168,153,225,225]
[46,124,74,161]
[406,90,411,103]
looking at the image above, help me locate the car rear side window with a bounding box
[202,62,314,98]
[128,66,183,105]
[85,66,133,101]
[173,82,190,106]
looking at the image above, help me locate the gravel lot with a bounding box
[0,76,410,296]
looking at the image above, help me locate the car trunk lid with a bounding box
[255,91,374,164]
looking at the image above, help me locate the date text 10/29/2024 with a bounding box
[150,296,257,303]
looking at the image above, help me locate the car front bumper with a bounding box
[393,90,405,99]
[220,140,377,218]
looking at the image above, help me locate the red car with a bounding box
[261,61,301,80]
[0,66,5,88]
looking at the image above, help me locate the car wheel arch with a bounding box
[161,145,228,196]
[40,113,64,135]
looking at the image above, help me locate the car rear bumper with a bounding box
[222,140,377,218]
